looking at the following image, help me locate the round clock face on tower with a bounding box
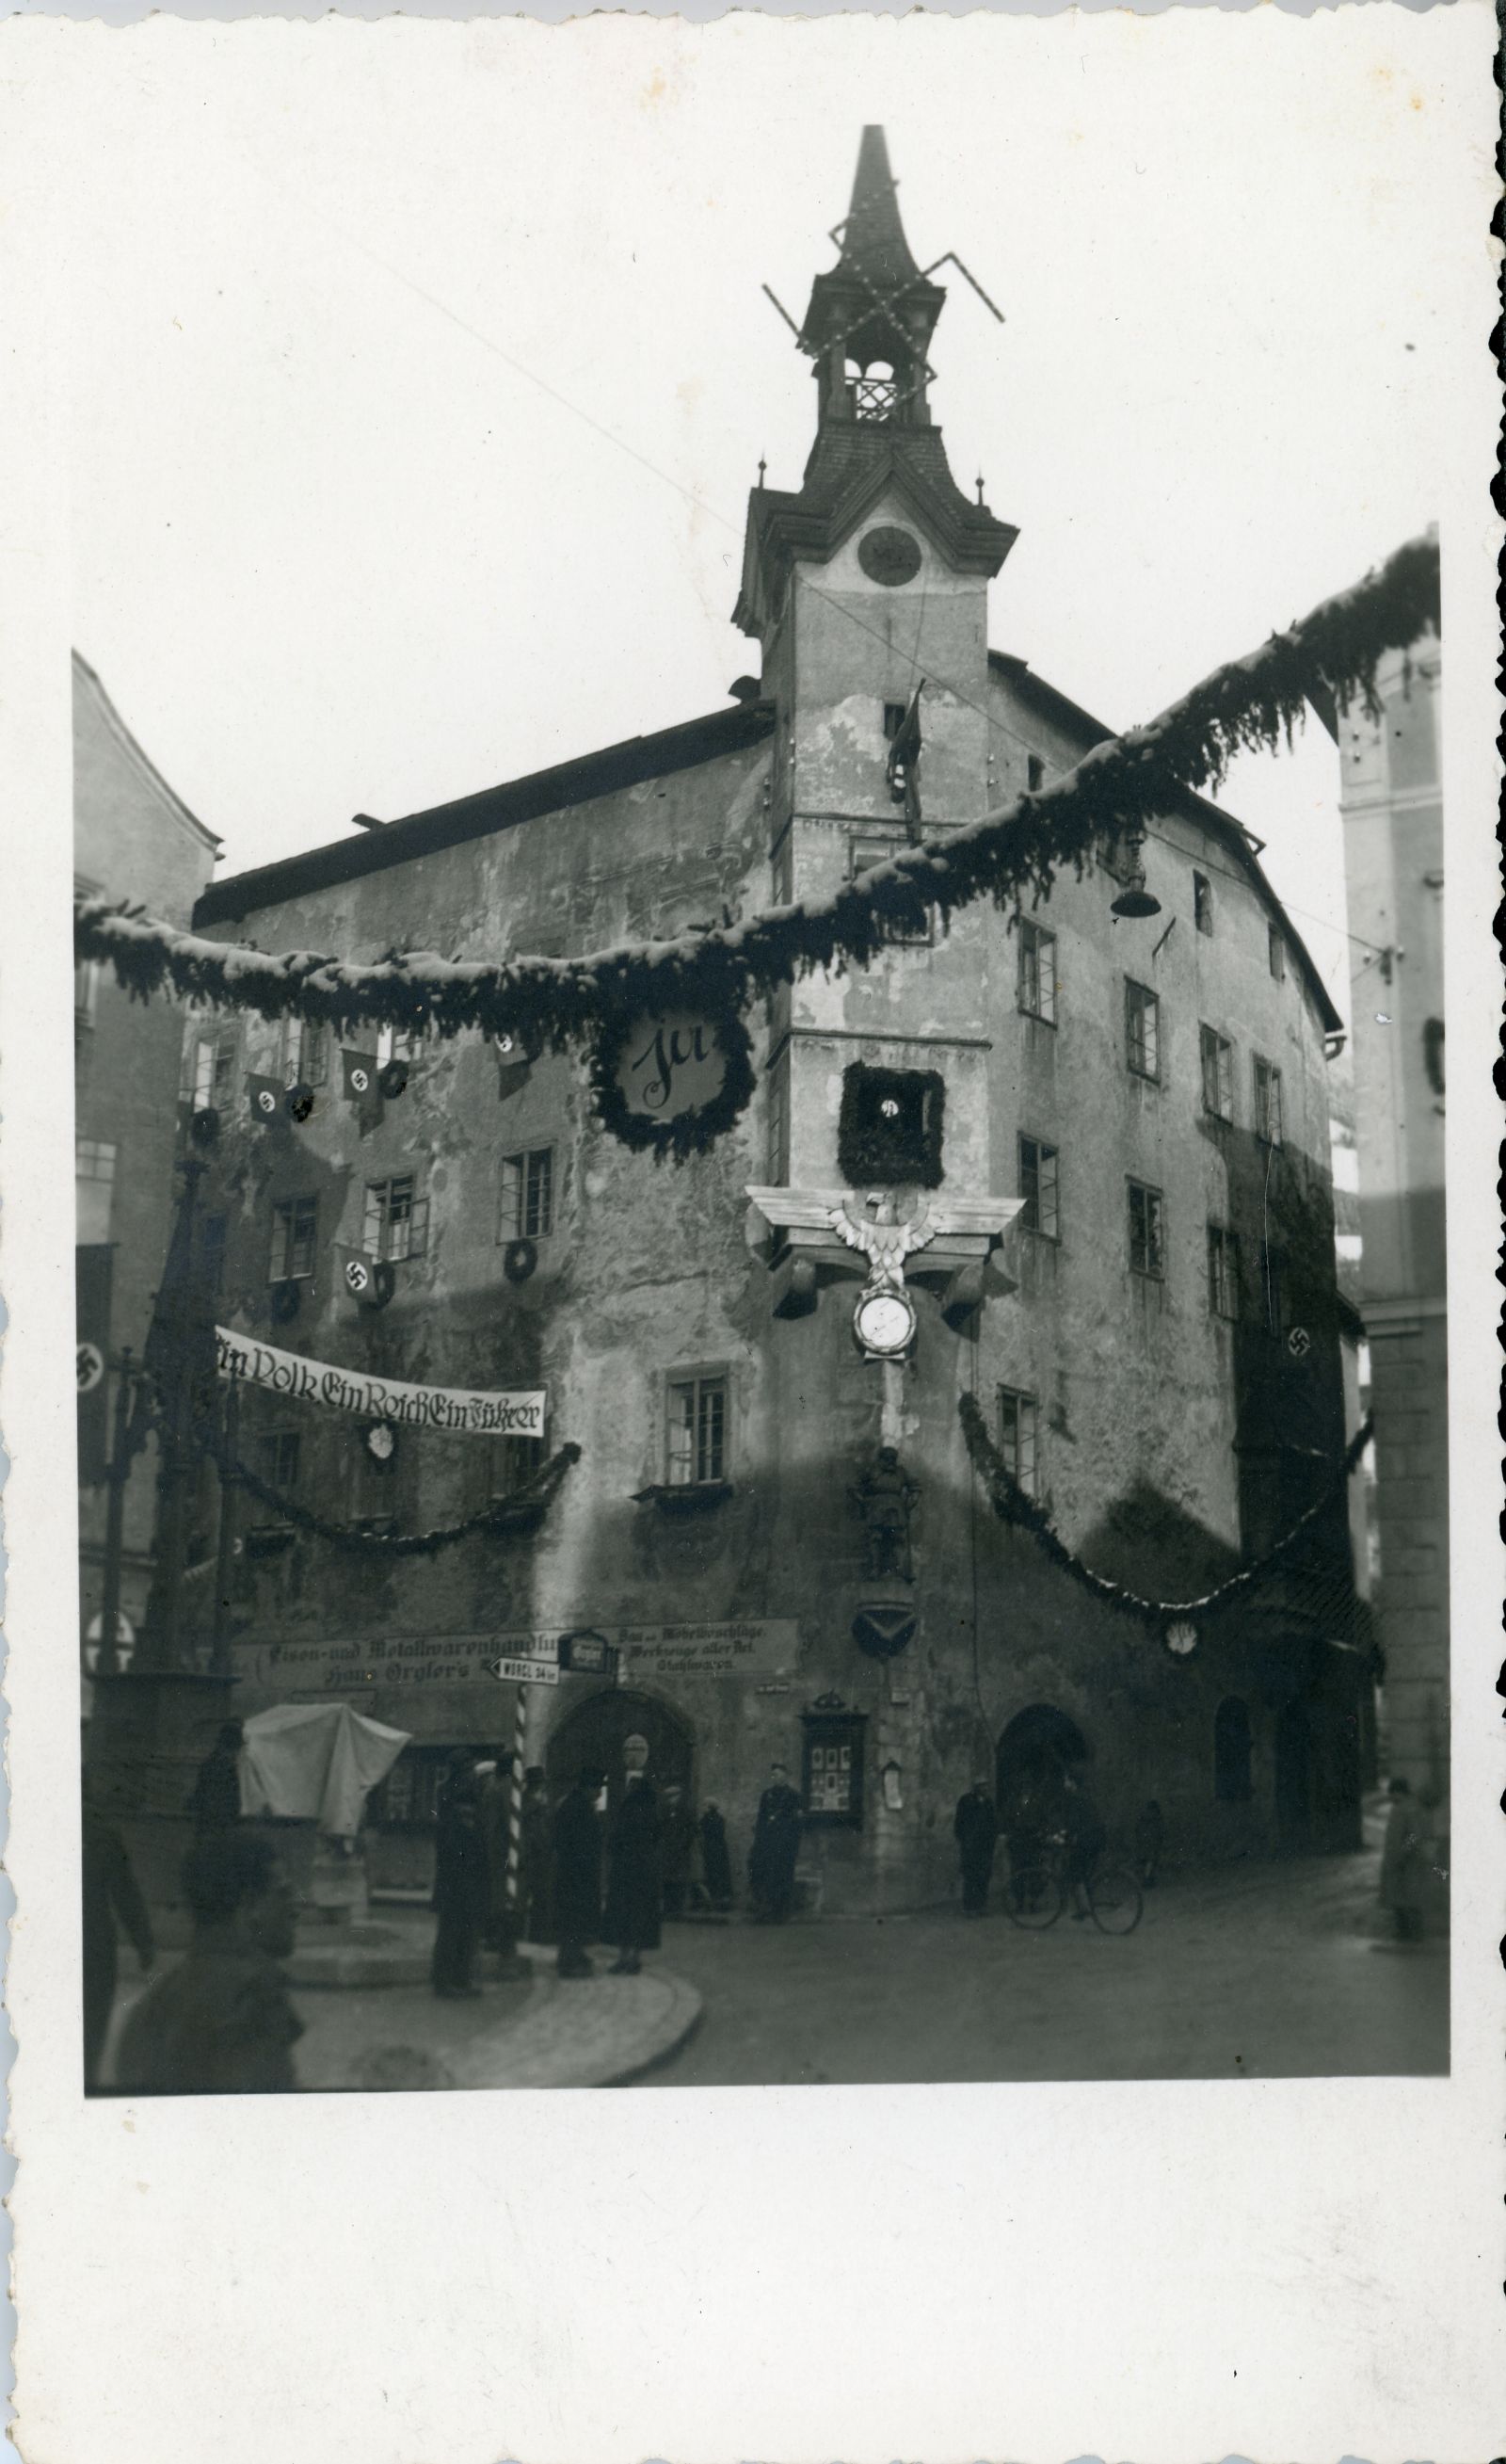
[854,1287,917,1359]
[857,525,923,588]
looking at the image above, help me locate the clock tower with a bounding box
[735,127,1018,1196]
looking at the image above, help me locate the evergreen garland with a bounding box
[73,536,1438,1067]
[958,1391,1373,1642]
[222,1437,582,1555]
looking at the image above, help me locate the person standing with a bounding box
[698,1798,733,1912]
[552,1764,605,1979]
[518,1765,553,1943]
[115,1830,302,2096]
[429,1751,489,1999]
[1061,1769,1106,1922]
[82,1768,155,2092]
[658,1782,697,1921]
[748,1762,803,1924]
[953,1776,999,1917]
[602,1771,663,1975]
[188,1720,244,1835]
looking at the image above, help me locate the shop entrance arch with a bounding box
[995,1704,1089,1831]
[546,1687,695,1822]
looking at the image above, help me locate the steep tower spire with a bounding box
[799,126,946,431]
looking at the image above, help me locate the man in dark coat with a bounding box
[187,1720,244,1834]
[115,1830,301,2096]
[953,1776,1000,1917]
[698,1799,733,1911]
[82,1769,155,2092]
[552,1765,605,1979]
[603,1772,663,1975]
[748,1762,803,1924]
[430,1752,489,1998]
[658,1783,697,1920]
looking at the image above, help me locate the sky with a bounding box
[56,11,1475,1031]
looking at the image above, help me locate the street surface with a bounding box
[642,1838,1447,2087]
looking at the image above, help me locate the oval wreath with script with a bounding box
[588,1002,757,1162]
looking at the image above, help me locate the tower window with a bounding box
[665,1372,728,1488]
[1027,755,1046,793]
[1193,871,1214,935]
[883,702,907,741]
[848,358,897,422]
[837,1063,945,1189]
[850,835,930,946]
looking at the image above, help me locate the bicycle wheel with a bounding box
[1087,1865,1144,1936]
[1001,1866,1065,1931]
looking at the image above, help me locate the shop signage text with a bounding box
[242,1619,799,1697]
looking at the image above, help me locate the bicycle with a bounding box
[1001,1837,1144,1936]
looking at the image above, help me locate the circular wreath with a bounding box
[588,1002,756,1163]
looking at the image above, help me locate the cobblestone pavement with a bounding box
[640,1838,1448,2088]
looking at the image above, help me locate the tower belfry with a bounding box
[799,125,946,430]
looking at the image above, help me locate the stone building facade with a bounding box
[1320,616,1447,1809]
[74,652,222,1673]
[184,131,1365,1908]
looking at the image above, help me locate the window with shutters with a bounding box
[1128,1181,1165,1280]
[364,1175,428,1262]
[1017,1135,1060,1241]
[665,1372,728,1488]
[998,1387,1040,1498]
[269,1196,318,1280]
[1199,1024,1234,1121]
[1017,920,1057,1024]
[1126,980,1161,1081]
[1253,1056,1283,1147]
[499,1148,554,1242]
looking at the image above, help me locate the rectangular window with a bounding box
[1199,1024,1234,1120]
[882,701,907,741]
[270,1196,318,1280]
[364,1174,428,1263]
[1017,920,1057,1024]
[998,1387,1040,1498]
[1207,1224,1242,1320]
[1193,870,1214,935]
[375,1025,425,1071]
[850,833,930,945]
[1027,754,1046,792]
[200,1212,228,1296]
[802,1713,865,1828]
[185,1024,238,1111]
[499,1148,554,1242]
[75,1138,118,1246]
[489,1432,547,1499]
[1129,1180,1165,1280]
[252,1430,301,1523]
[765,1049,791,1186]
[280,1018,328,1087]
[1254,1056,1283,1146]
[665,1373,728,1488]
[1125,980,1161,1080]
[1017,1135,1060,1240]
[1268,926,1286,982]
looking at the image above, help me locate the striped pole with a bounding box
[505,1683,529,1908]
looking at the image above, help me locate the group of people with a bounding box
[952,1765,1165,1919]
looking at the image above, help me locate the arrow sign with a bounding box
[488,1655,561,1687]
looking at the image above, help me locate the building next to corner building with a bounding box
[181,129,1366,1909]
[1314,602,1448,1829]
[74,653,222,1687]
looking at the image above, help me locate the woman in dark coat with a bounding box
[551,1765,605,1979]
[430,1755,489,1998]
[602,1773,662,1975]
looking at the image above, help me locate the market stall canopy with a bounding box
[241,1703,409,1838]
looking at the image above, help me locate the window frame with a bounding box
[848,830,932,947]
[1017,919,1058,1026]
[1193,870,1214,936]
[1125,978,1162,1082]
[280,1017,329,1088]
[998,1385,1041,1499]
[1267,926,1287,983]
[364,1173,429,1264]
[1207,1222,1242,1322]
[500,1147,555,1244]
[1128,1179,1166,1281]
[665,1368,730,1490]
[1253,1055,1284,1148]
[185,1022,239,1112]
[489,1430,548,1501]
[1198,1023,1234,1122]
[269,1194,319,1282]
[1017,1134,1060,1242]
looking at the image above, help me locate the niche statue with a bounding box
[852,1445,920,1584]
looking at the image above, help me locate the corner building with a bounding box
[192,131,1364,1908]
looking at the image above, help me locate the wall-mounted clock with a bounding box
[857,525,922,588]
[853,1286,917,1360]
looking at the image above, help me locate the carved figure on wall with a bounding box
[852,1444,920,1583]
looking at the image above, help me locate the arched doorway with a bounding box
[1274,1697,1312,1851]
[995,1704,1088,1833]
[547,1687,695,1822]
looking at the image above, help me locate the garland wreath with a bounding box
[218,1435,582,1556]
[586,1000,758,1163]
[73,536,1439,1113]
[958,1391,1374,1650]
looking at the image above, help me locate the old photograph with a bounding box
[68,81,1455,2103]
